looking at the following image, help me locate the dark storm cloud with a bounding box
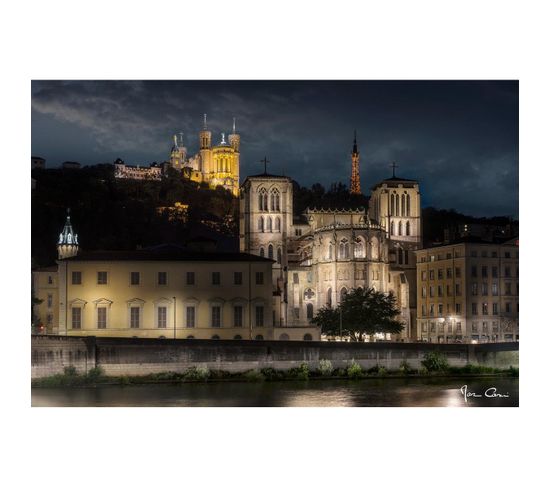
[31,80,518,217]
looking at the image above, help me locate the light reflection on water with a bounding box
[31,378,518,407]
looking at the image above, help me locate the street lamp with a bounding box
[173,296,176,340]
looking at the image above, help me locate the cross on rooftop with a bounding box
[260,156,270,174]
[390,161,399,178]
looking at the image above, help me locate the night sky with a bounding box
[31,80,518,217]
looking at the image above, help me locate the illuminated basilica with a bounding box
[169,114,240,197]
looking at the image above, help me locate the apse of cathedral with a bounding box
[239,134,422,340]
[169,114,240,197]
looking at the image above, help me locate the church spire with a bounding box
[350,130,361,195]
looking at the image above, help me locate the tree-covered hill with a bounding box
[31,165,238,266]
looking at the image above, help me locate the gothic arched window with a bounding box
[275,217,281,232]
[327,288,332,308]
[268,244,274,260]
[258,216,264,232]
[267,217,272,232]
[276,247,282,264]
[306,303,314,320]
[258,188,267,211]
[340,287,348,302]
[339,239,350,259]
[406,193,411,216]
[370,237,379,260]
[354,238,365,258]
[328,243,333,260]
[390,194,395,216]
[398,221,402,236]
[390,221,394,236]
[396,193,400,216]
[260,247,265,257]
[406,221,410,236]
[270,189,280,211]
[401,194,406,217]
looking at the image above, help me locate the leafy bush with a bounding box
[118,375,131,385]
[318,359,334,377]
[347,360,363,379]
[63,365,77,376]
[184,365,210,381]
[289,363,309,380]
[260,367,285,381]
[507,366,519,377]
[421,351,449,372]
[399,361,413,375]
[86,366,105,381]
[377,366,388,377]
[244,369,266,382]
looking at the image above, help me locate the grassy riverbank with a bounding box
[32,360,519,388]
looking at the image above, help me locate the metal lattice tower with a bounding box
[350,130,361,194]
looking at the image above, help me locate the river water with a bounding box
[32,377,518,407]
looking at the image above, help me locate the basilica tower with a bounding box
[199,113,212,173]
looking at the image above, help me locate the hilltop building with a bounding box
[169,115,240,197]
[114,159,162,180]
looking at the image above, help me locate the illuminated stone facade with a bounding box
[114,159,162,180]
[240,172,422,340]
[169,115,240,197]
[415,240,519,343]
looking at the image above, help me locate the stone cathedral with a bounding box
[240,135,422,340]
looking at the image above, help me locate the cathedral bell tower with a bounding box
[57,209,79,259]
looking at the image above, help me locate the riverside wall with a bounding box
[31,335,519,378]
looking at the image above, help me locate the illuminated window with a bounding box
[234,306,243,327]
[130,307,140,328]
[71,307,82,329]
[130,272,140,285]
[153,306,166,329]
[255,305,264,327]
[211,306,221,327]
[72,271,82,285]
[234,272,242,285]
[186,306,195,328]
[97,271,108,285]
[157,271,167,285]
[97,307,107,329]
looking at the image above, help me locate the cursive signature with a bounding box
[460,385,510,403]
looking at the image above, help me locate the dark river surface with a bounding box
[32,377,518,407]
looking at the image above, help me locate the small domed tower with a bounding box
[199,113,212,173]
[57,209,79,259]
[169,133,187,170]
